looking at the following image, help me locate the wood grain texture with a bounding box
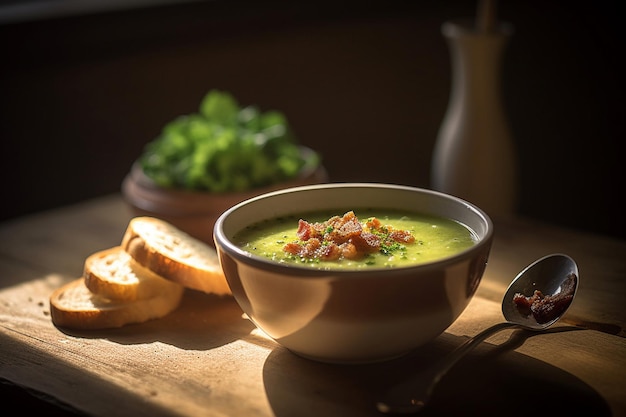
[1,194,625,416]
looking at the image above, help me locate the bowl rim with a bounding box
[213,182,493,277]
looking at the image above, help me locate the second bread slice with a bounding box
[84,246,183,302]
[121,217,231,295]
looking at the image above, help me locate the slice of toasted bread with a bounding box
[120,216,230,295]
[50,278,184,330]
[84,246,183,302]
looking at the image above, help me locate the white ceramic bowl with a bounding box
[213,183,493,364]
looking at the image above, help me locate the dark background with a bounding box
[1,0,623,239]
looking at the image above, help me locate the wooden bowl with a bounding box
[121,146,328,245]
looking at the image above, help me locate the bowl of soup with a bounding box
[213,183,493,364]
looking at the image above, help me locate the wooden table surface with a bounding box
[1,194,625,416]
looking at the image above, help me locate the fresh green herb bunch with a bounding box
[139,89,319,192]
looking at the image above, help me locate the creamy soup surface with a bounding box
[233,208,477,270]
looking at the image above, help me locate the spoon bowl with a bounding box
[376,253,579,414]
[502,253,579,330]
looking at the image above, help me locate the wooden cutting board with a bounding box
[1,194,625,416]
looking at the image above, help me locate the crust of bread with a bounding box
[120,217,230,295]
[50,278,184,330]
[84,246,183,302]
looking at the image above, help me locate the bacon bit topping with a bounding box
[283,211,416,262]
[512,273,577,324]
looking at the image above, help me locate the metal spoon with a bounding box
[376,253,579,414]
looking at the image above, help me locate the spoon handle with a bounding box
[376,321,520,414]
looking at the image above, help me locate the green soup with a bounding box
[233,208,477,270]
